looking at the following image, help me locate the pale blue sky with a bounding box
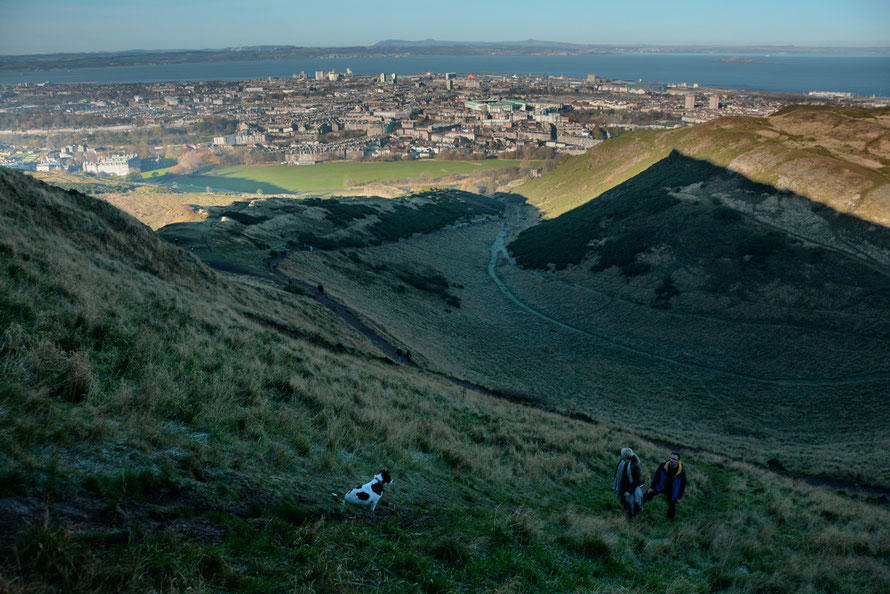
[1,0,888,55]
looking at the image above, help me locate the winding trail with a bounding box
[249,254,890,496]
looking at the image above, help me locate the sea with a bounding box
[1,53,889,97]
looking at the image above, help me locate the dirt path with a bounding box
[264,255,417,366]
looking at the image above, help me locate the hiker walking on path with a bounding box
[644,452,686,519]
[613,448,643,520]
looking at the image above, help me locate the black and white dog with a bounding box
[340,470,392,511]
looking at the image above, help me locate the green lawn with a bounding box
[159,159,538,194]
[140,167,175,178]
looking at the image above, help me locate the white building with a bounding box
[83,154,141,176]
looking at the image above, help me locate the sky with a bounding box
[1,0,888,55]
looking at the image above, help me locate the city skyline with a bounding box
[2,0,889,55]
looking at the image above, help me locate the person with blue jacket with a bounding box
[643,452,686,519]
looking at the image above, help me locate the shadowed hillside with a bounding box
[510,151,890,288]
[2,166,890,591]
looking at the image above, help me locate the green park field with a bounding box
[159,159,538,194]
[139,166,175,178]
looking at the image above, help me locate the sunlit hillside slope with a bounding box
[517,105,890,220]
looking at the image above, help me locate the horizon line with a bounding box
[3,41,890,59]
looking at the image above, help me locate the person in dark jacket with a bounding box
[644,452,687,519]
[612,447,643,519]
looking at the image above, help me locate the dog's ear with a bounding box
[380,470,392,484]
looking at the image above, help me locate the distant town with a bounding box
[1,70,886,176]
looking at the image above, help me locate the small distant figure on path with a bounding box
[644,452,687,519]
[174,238,179,246]
[189,247,194,252]
[309,245,314,252]
[404,351,412,364]
[613,447,643,520]
[395,348,403,363]
[317,284,325,295]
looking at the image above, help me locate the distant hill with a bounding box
[5,45,887,71]
[374,38,595,49]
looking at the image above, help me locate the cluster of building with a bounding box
[1,69,884,171]
[26,144,141,176]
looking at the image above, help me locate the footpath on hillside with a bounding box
[182,221,890,498]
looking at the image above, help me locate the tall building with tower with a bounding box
[685,94,695,110]
[709,95,720,110]
[587,74,598,83]
[379,73,386,83]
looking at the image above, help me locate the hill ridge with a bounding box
[517,105,890,223]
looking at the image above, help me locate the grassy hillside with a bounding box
[3,169,889,591]
[157,189,503,273]
[510,151,890,279]
[517,105,890,221]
